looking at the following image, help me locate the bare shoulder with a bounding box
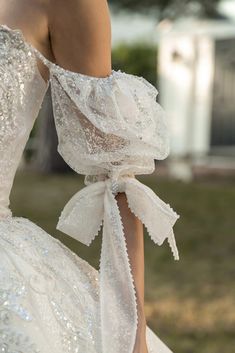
[0,0,51,52]
[0,0,49,42]
[48,0,112,77]
[48,0,110,22]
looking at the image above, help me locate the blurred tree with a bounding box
[112,43,157,85]
[109,0,222,19]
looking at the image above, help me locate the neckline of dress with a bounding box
[0,24,116,82]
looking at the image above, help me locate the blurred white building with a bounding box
[157,19,235,180]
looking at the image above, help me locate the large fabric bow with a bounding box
[56,175,179,353]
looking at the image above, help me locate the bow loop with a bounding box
[56,175,180,257]
[124,178,180,260]
[56,181,105,246]
[56,175,180,353]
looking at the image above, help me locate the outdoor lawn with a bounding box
[10,170,235,353]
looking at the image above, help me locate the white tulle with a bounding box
[0,24,178,353]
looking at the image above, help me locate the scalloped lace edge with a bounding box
[98,190,139,353]
[125,193,180,261]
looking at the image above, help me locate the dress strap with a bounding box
[28,44,54,70]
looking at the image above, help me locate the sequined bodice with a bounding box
[0,26,48,217]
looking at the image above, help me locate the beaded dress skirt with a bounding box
[0,25,179,353]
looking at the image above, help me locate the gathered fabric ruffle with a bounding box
[48,67,170,178]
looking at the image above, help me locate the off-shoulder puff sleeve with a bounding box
[50,69,170,176]
[48,65,179,353]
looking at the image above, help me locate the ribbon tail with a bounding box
[99,186,138,353]
[56,181,105,246]
[125,178,180,260]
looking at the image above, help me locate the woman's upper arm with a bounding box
[48,0,112,77]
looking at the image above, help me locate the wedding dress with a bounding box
[0,24,180,353]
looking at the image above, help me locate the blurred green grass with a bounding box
[10,171,235,353]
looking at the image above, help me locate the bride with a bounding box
[0,0,180,352]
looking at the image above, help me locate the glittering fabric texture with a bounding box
[0,24,177,353]
[0,26,47,218]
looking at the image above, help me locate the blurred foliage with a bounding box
[11,171,235,353]
[112,43,157,85]
[109,0,222,19]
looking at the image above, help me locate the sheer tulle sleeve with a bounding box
[50,68,170,176]
[48,65,179,353]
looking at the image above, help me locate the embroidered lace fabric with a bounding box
[0,24,179,353]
